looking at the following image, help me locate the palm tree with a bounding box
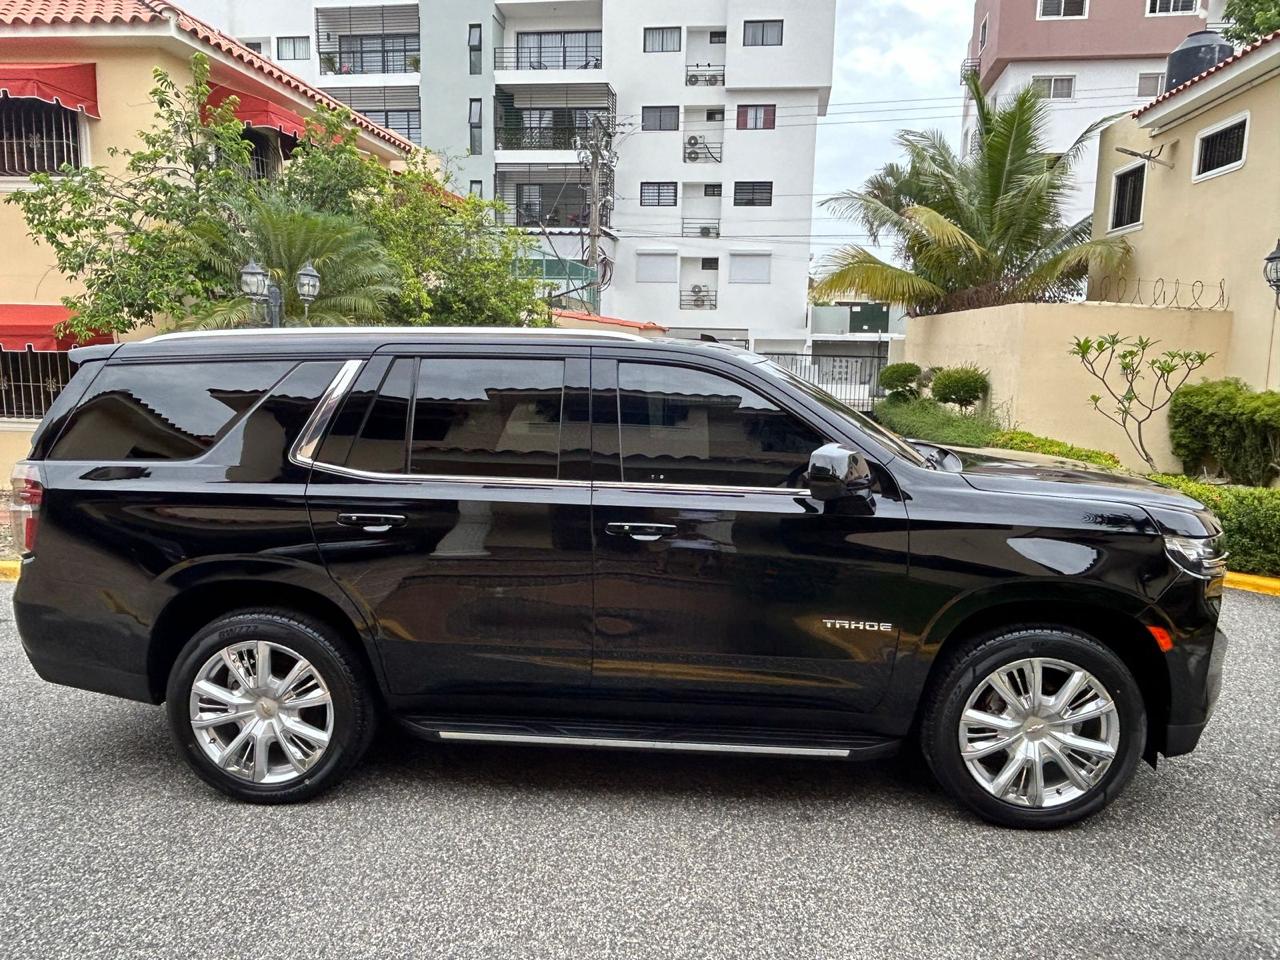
[812,76,1130,315]
[174,200,398,328]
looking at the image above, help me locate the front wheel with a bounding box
[165,609,376,804]
[921,627,1146,829]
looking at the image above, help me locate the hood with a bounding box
[955,449,1221,537]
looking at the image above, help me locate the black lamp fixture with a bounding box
[239,258,269,301]
[296,260,321,322]
[1266,238,1280,307]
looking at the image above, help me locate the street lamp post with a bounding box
[296,260,320,322]
[1265,239,1280,308]
[239,259,269,326]
[240,259,322,327]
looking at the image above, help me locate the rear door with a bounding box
[588,353,911,728]
[306,347,594,708]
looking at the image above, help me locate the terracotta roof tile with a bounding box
[1134,30,1280,118]
[0,0,417,153]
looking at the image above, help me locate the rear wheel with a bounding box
[921,626,1146,829]
[165,609,376,803]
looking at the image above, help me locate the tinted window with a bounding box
[616,363,825,488]
[347,358,413,474]
[410,358,564,479]
[50,361,291,461]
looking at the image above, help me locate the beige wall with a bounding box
[1092,80,1280,390]
[0,45,196,308]
[905,303,1233,472]
[0,420,36,481]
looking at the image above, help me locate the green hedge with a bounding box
[873,399,1120,468]
[930,364,990,410]
[1151,475,1280,576]
[1169,378,1280,487]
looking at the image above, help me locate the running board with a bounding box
[399,715,900,760]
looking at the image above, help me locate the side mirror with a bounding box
[808,443,875,506]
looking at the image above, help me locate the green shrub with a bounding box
[931,364,990,409]
[873,398,1000,448]
[1169,378,1280,487]
[1151,475,1280,576]
[878,362,922,399]
[990,431,1121,469]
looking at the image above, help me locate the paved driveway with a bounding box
[1,584,1276,959]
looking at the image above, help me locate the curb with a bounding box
[0,560,19,582]
[1224,571,1280,597]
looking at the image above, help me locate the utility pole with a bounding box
[577,113,616,309]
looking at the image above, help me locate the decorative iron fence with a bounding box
[764,353,888,411]
[0,348,74,420]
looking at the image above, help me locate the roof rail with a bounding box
[147,326,651,343]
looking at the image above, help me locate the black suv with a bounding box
[12,329,1228,827]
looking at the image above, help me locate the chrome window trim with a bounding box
[309,460,589,489]
[290,359,363,467]
[595,480,812,497]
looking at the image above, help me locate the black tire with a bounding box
[165,608,377,804]
[920,626,1146,829]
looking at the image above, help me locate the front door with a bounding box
[588,356,911,729]
[307,350,594,709]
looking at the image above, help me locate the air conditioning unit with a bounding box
[693,295,707,308]
[686,150,702,162]
[691,284,706,295]
[707,74,722,86]
[699,225,714,238]
[687,135,704,147]
[687,74,701,85]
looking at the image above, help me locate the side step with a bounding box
[398,715,900,761]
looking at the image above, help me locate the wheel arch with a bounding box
[914,592,1171,759]
[147,574,383,704]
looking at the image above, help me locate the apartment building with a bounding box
[182,0,836,348]
[961,0,1228,224]
[181,0,424,147]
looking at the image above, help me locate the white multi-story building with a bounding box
[180,0,835,350]
[959,0,1230,226]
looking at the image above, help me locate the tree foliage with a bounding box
[1222,0,1280,44]
[8,54,553,336]
[813,75,1130,315]
[931,364,990,410]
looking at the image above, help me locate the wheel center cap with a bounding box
[256,698,279,719]
[1023,717,1049,740]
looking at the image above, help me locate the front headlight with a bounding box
[1164,534,1228,580]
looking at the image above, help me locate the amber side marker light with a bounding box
[1147,625,1174,653]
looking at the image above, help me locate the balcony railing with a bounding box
[683,137,723,163]
[494,126,591,150]
[686,64,725,87]
[960,57,981,84]
[498,200,595,229]
[681,287,718,310]
[495,46,603,71]
[682,218,721,239]
[319,39,420,76]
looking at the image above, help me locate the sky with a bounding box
[809,0,976,267]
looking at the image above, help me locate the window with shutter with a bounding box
[737,105,776,130]
[1110,163,1145,230]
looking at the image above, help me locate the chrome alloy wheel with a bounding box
[188,640,333,785]
[958,657,1120,809]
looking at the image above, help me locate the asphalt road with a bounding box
[1,584,1276,960]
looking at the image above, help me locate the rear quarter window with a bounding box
[49,361,293,461]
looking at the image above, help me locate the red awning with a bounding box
[0,305,112,351]
[0,63,99,118]
[208,85,307,139]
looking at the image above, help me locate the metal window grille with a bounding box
[644,27,681,53]
[641,106,680,131]
[733,181,773,206]
[1198,120,1246,176]
[315,5,421,74]
[1040,0,1086,17]
[704,183,722,197]
[1149,0,1196,12]
[701,258,719,271]
[277,36,310,60]
[710,31,726,44]
[0,97,81,177]
[0,348,74,420]
[1111,165,1145,229]
[321,86,421,143]
[640,182,677,206]
[743,20,783,46]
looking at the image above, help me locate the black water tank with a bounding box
[1165,31,1235,93]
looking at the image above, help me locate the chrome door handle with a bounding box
[605,522,677,542]
[337,513,407,532]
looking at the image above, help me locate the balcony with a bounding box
[680,287,718,310]
[493,83,615,153]
[686,64,725,87]
[682,218,721,239]
[960,57,981,84]
[316,5,420,76]
[683,136,723,163]
[495,31,603,71]
[495,163,611,230]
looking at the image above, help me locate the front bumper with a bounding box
[1161,626,1228,756]
[1150,569,1228,758]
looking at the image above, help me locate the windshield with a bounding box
[758,360,930,468]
